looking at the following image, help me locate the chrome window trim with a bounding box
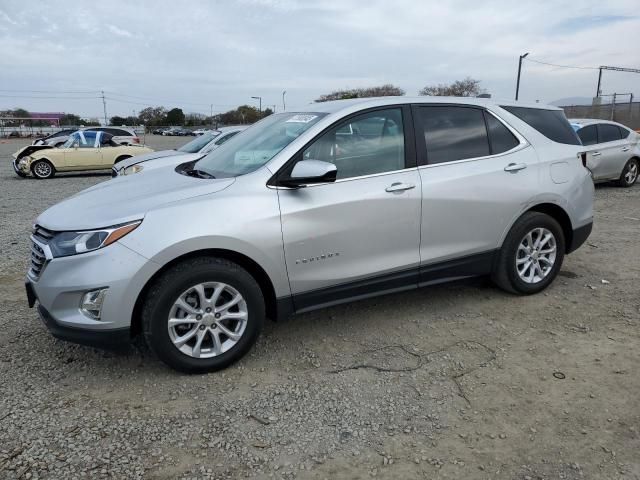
[268,167,419,190]
[418,143,530,170]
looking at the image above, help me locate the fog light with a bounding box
[80,288,108,320]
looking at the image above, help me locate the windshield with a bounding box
[177,131,221,153]
[195,113,326,178]
[62,131,96,148]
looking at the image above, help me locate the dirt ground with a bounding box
[0,137,638,479]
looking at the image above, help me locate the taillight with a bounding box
[579,152,587,168]
[132,137,140,144]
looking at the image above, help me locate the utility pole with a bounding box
[251,96,262,113]
[282,90,287,111]
[101,90,108,125]
[210,104,213,126]
[515,52,529,101]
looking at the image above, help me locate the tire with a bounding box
[114,155,132,164]
[142,257,265,373]
[617,158,639,188]
[492,212,565,295]
[31,159,55,179]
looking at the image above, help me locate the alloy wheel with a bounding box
[624,161,638,185]
[167,282,248,359]
[516,227,557,284]
[34,162,52,178]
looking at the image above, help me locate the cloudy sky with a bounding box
[1,0,638,120]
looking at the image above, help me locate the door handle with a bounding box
[504,162,527,172]
[622,147,630,152]
[591,152,602,157]
[385,182,415,193]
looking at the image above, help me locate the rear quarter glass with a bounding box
[501,106,581,145]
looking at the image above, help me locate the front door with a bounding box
[63,131,103,169]
[277,107,422,311]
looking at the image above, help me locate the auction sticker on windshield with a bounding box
[286,114,318,123]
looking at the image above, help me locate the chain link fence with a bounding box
[561,100,639,129]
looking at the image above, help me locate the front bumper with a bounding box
[37,304,130,350]
[27,241,152,335]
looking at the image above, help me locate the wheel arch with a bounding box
[130,248,280,338]
[523,203,573,253]
[114,154,132,163]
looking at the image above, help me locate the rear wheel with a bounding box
[31,159,55,179]
[142,257,265,373]
[492,212,565,294]
[617,158,638,187]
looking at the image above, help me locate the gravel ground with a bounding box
[0,137,639,480]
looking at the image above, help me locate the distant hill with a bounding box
[550,97,593,106]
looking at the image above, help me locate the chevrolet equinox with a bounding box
[26,97,594,373]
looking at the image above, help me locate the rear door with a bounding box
[277,106,422,309]
[593,123,628,179]
[412,105,539,281]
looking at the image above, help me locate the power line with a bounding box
[0,89,101,94]
[524,57,600,70]
[0,94,101,99]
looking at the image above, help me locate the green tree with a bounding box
[419,77,485,97]
[315,84,405,102]
[166,107,185,125]
[138,106,167,126]
[59,113,83,126]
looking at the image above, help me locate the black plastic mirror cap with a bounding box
[279,170,337,188]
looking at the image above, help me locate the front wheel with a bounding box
[492,212,565,295]
[31,159,55,179]
[617,158,638,188]
[142,257,265,373]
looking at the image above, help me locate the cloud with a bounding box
[0,0,638,117]
[107,24,133,38]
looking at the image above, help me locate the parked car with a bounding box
[13,130,153,179]
[33,129,79,147]
[570,119,639,187]
[112,126,247,176]
[32,126,140,147]
[152,128,168,135]
[26,97,593,373]
[162,127,182,136]
[193,128,213,135]
[176,128,195,136]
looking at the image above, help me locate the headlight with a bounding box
[48,221,141,258]
[123,164,143,175]
[19,156,31,166]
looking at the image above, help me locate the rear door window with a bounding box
[598,124,622,143]
[617,126,630,140]
[484,113,520,154]
[501,106,581,145]
[415,106,490,164]
[577,124,598,146]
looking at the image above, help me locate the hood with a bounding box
[12,144,54,160]
[117,150,200,172]
[36,164,235,231]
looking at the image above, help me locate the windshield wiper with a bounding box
[184,168,215,179]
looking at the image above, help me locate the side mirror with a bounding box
[280,160,337,188]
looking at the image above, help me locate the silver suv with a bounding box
[26,97,594,373]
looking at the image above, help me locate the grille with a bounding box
[29,225,54,280]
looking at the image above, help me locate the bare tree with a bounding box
[419,77,485,97]
[315,84,405,102]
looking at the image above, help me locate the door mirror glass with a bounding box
[280,160,337,187]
